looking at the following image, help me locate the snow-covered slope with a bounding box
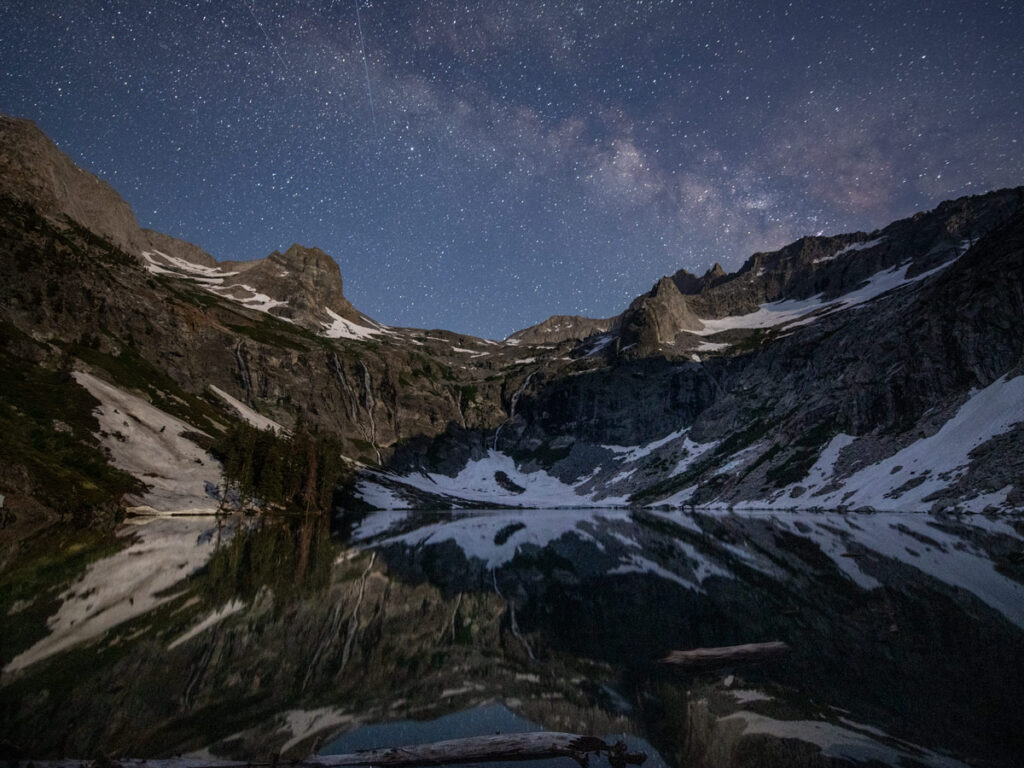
[141,247,387,340]
[74,371,223,514]
[356,450,630,510]
[686,252,967,339]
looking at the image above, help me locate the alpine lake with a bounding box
[2,507,1022,768]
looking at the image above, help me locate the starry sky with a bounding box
[2,1,1022,339]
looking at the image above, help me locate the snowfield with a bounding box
[688,254,963,336]
[357,450,630,510]
[74,371,223,514]
[740,374,1024,513]
[209,385,285,433]
[321,308,388,340]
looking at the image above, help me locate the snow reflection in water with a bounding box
[0,509,1020,766]
[350,508,1024,627]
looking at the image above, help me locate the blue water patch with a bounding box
[319,702,667,768]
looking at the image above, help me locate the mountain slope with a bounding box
[363,193,1024,512]
[0,110,1022,519]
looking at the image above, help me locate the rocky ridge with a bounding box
[363,191,1024,512]
[0,110,1022,518]
[507,314,617,345]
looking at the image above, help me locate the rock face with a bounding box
[507,314,615,344]
[1,110,1022,517]
[222,243,363,326]
[617,276,705,356]
[363,192,1024,512]
[0,114,148,255]
[141,227,219,268]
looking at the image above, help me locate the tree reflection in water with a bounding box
[0,509,1021,768]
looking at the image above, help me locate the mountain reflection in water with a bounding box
[0,508,1021,768]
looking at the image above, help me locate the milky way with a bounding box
[2,1,1021,338]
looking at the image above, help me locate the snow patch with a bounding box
[211,283,290,313]
[730,689,772,704]
[801,433,856,491]
[141,249,238,280]
[277,708,356,754]
[322,308,385,340]
[603,429,716,470]
[694,341,730,352]
[73,371,222,513]
[583,334,614,357]
[142,251,292,316]
[602,428,689,463]
[357,451,625,509]
[814,236,887,263]
[354,480,413,510]
[823,375,1024,511]
[688,255,959,336]
[658,484,699,506]
[209,385,284,434]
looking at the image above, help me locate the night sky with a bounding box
[2,1,1022,339]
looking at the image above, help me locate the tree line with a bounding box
[212,421,349,514]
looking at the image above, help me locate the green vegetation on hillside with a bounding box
[211,421,350,514]
[0,321,143,524]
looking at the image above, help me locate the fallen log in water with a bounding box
[11,732,647,768]
[661,640,791,670]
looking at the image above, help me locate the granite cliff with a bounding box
[1,112,1022,523]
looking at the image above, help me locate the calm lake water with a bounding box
[1,508,1022,767]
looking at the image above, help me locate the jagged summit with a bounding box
[222,243,362,326]
[0,111,378,337]
[594,187,1024,358]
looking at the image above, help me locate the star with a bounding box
[1,0,1021,339]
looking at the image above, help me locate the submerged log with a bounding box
[12,733,646,768]
[661,640,791,670]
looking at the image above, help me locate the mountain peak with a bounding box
[705,262,727,279]
[222,244,362,327]
[272,243,337,272]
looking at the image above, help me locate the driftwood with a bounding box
[661,640,791,670]
[11,732,647,768]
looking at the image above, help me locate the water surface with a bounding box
[1,508,1021,767]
